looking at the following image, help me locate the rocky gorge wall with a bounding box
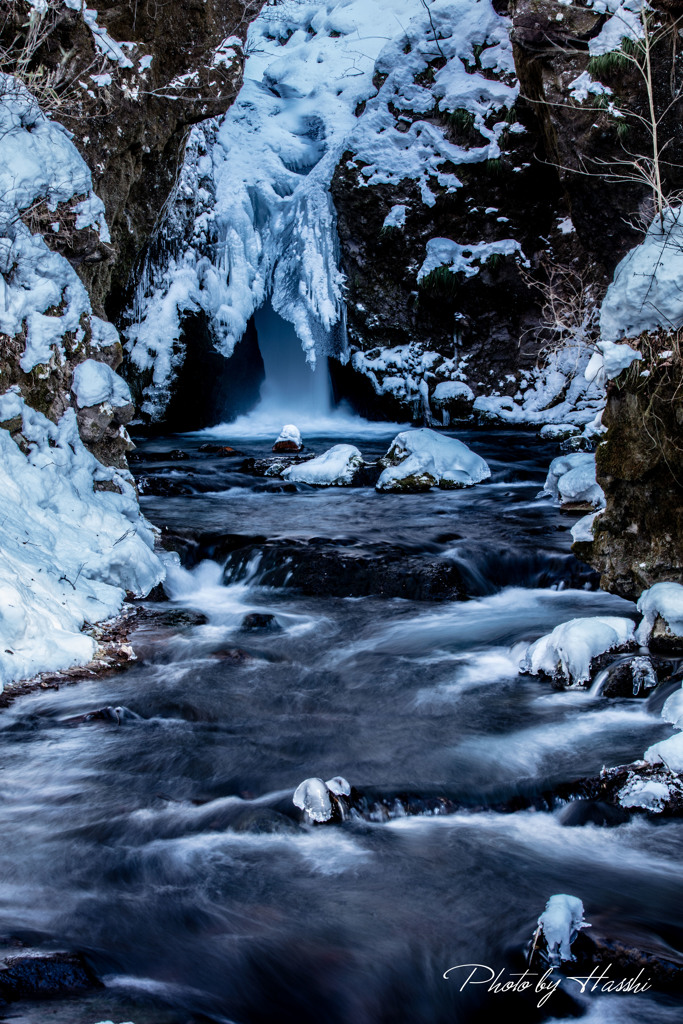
[0,0,261,468]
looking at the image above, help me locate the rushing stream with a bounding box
[1,428,682,1024]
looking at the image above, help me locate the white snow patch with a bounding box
[618,777,671,813]
[568,71,612,103]
[418,236,524,281]
[571,510,600,544]
[600,206,683,341]
[589,0,643,57]
[383,204,407,231]
[635,582,683,645]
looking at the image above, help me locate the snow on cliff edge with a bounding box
[0,74,164,689]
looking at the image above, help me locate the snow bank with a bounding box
[543,452,605,508]
[635,582,683,645]
[584,340,642,383]
[282,444,363,486]
[600,206,683,341]
[0,74,163,689]
[0,396,163,690]
[536,894,589,966]
[72,359,132,409]
[0,75,110,374]
[377,428,490,492]
[589,0,644,57]
[521,616,636,686]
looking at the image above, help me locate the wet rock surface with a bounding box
[0,948,101,1002]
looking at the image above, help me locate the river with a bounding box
[0,426,681,1024]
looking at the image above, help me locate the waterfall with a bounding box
[199,303,405,439]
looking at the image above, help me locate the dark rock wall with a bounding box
[589,340,683,599]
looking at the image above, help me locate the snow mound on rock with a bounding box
[283,445,363,486]
[536,894,589,966]
[376,428,490,492]
[0,396,164,691]
[521,616,636,686]
[543,452,605,508]
[72,359,132,409]
[635,582,683,645]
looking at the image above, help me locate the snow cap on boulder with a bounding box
[273,424,303,452]
[521,616,636,686]
[283,444,363,486]
[377,428,490,492]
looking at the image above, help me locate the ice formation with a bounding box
[126,0,521,416]
[293,778,334,823]
[521,616,636,686]
[543,452,605,508]
[618,777,672,813]
[536,894,589,966]
[377,428,490,492]
[282,445,364,486]
[570,511,600,544]
[273,424,303,452]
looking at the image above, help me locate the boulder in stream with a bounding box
[376,428,490,492]
[273,424,303,452]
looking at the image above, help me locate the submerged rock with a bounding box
[0,950,101,1001]
[240,612,281,632]
[376,428,490,492]
[273,424,303,453]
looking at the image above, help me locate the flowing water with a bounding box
[1,427,682,1024]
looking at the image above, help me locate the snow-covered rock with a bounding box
[376,428,490,492]
[473,344,605,430]
[0,397,164,691]
[536,894,589,966]
[293,778,333,823]
[282,445,363,486]
[635,582,683,646]
[618,777,673,813]
[543,452,605,508]
[72,359,132,409]
[570,510,600,544]
[521,616,636,686]
[272,424,303,453]
[600,205,683,342]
